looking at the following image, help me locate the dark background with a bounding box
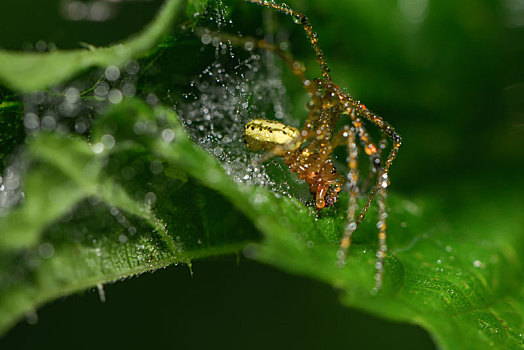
[2,260,434,349]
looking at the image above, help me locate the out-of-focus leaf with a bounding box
[0,0,207,92]
[0,99,257,334]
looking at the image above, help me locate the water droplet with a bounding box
[243,40,255,51]
[101,134,115,150]
[38,242,55,259]
[162,129,175,142]
[24,113,40,130]
[64,87,80,103]
[108,89,123,104]
[133,121,146,135]
[150,160,163,175]
[122,61,139,77]
[105,65,120,81]
[213,147,223,157]
[41,115,56,131]
[91,142,104,154]
[25,311,39,325]
[201,33,212,45]
[146,93,158,105]
[97,284,106,303]
[88,1,111,21]
[75,121,87,134]
[122,83,136,97]
[145,192,157,205]
[94,81,109,98]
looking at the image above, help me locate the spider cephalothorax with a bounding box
[243,118,343,209]
[283,149,342,209]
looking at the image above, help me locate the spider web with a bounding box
[175,3,301,199]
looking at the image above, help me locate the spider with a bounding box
[240,0,402,291]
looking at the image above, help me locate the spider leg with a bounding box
[357,121,388,291]
[330,126,359,266]
[378,133,388,158]
[214,34,314,163]
[353,105,401,229]
[248,0,404,211]
[212,31,322,153]
[334,99,393,290]
[246,0,332,82]
[253,41,331,141]
[375,183,387,292]
[198,28,319,99]
[256,39,318,98]
[361,133,387,193]
[248,0,403,212]
[374,133,389,290]
[349,106,400,291]
[247,0,402,292]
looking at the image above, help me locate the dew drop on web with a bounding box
[176,2,299,199]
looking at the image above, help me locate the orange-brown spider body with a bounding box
[242,0,402,291]
[283,148,342,209]
[243,118,343,209]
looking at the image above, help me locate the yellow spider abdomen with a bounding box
[243,119,301,156]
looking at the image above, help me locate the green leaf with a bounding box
[0,99,257,333]
[154,104,524,349]
[0,0,200,92]
[1,98,523,349]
